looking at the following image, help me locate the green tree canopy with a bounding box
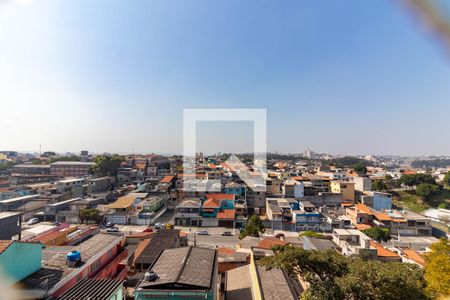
[438,202,449,209]
[90,154,124,177]
[239,214,265,239]
[424,238,450,298]
[443,171,450,187]
[399,174,436,187]
[415,183,440,199]
[299,231,327,239]
[79,208,100,224]
[362,227,392,243]
[49,155,80,163]
[260,246,428,300]
[372,180,387,191]
[352,163,368,174]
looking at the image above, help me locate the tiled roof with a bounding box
[0,240,13,254]
[355,204,373,215]
[206,193,235,201]
[160,175,174,183]
[258,238,287,250]
[203,198,221,208]
[217,209,235,220]
[374,213,392,221]
[354,224,372,230]
[108,195,135,209]
[58,278,124,300]
[139,246,216,290]
[403,249,426,266]
[370,241,399,258]
[133,239,151,265]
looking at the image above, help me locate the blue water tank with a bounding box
[67,250,81,262]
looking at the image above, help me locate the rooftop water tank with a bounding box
[67,250,81,262]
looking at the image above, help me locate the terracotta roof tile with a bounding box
[403,249,426,266]
[355,204,373,215]
[370,241,399,258]
[0,240,13,254]
[160,175,175,183]
[217,210,235,220]
[258,238,287,250]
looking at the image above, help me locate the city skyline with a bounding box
[2,0,450,155]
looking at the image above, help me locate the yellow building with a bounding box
[330,181,355,202]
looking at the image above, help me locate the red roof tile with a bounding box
[217,210,235,220]
[160,175,175,183]
[206,193,234,201]
[258,238,287,250]
[370,241,399,258]
[0,240,13,254]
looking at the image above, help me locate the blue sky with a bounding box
[1,0,450,155]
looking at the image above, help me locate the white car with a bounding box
[197,230,209,235]
[106,226,120,233]
[27,218,39,226]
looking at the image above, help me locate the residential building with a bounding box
[104,193,148,224]
[283,179,304,198]
[50,161,95,178]
[330,181,355,202]
[0,240,43,284]
[133,229,181,272]
[57,278,124,300]
[346,204,374,225]
[86,176,114,194]
[56,178,84,200]
[353,176,372,192]
[225,248,302,300]
[302,236,339,251]
[0,212,22,239]
[12,164,50,175]
[373,210,432,236]
[18,233,127,298]
[174,199,202,226]
[332,229,376,257]
[360,192,392,211]
[200,193,235,227]
[292,201,322,231]
[135,247,218,300]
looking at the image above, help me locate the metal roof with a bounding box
[58,278,123,300]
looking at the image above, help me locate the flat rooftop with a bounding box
[0,211,22,219]
[18,233,122,292]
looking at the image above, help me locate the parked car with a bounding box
[197,230,209,235]
[143,227,153,233]
[53,221,61,226]
[105,222,115,228]
[275,233,285,239]
[106,226,120,233]
[222,231,233,236]
[154,223,162,229]
[27,218,39,226]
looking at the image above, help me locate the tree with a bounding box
[49,155,80,163]
[399,174,436,187]
[239,214,265,239]
[362,227,392,243]
[79,208,100,224]
[424,238,450,298]
[90,154,124,177]
[352,163,367,174]
[299,231,327,239]
[443,171,450,187]
[260,246,428,300]
[438,202,449,209]
[416,183,440,199]
[372,180,387,191]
